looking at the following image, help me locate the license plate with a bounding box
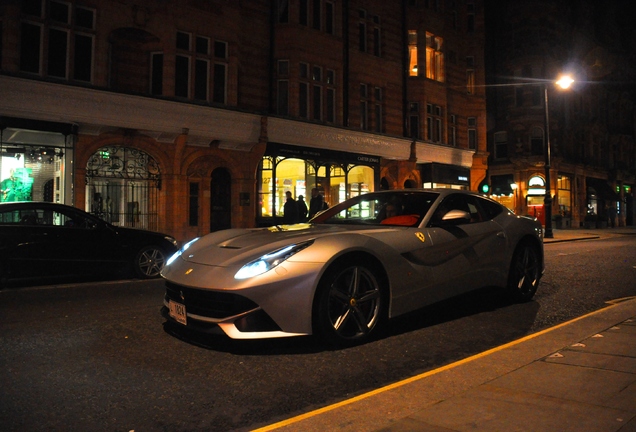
[169,300,187,325]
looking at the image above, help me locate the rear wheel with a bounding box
[314,259,387,346]
[134,246,166,279]
[507,243,541,302]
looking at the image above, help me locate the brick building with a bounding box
[0,0,486,242]
[485,0,636,228]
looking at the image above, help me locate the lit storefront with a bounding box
[258,143,380,225]
[0,118,75,205]
[419,163,470,189]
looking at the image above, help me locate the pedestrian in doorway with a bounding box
[308,187,324,219]
[297,194,308,222]
[283,191,299,224]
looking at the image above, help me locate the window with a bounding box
[299,0,308,26]
[467,0,475,32]
[408,30,418,76]
[277,0,289,23]
[277,60,289,116]
[494,131,508,159]
[425,32,444,82]
[213,41,228,104]
[150,52,163,95]
[466,56,475,94]
[427,104,443,142]
[468,117,477,149]
[326,69,336,123]
[449,114,457,146]
[374,87,383,133]
[360,84,369,130]
[325,1,335,35]
[359,10,367,52]
[373,16,381,57]
[530,127,544,155]
[189,182,199,226]
[409,102,420,139]
[299,82,309,118]
[175,32,227,103]
[313,0,322,30]
[19,2,95,82]
[313,84,322,121]
[557,175,572,217]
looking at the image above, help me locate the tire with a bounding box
[507,242,541,302]
[134,246,167,279]
[313,259,387,346]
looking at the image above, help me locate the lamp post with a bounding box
[543,75,573,239]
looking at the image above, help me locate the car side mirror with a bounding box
[441,209,471,224]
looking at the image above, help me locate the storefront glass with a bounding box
[258,143,379,225]
[1,127,72,204]
[557,175,571,217]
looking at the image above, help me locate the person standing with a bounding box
[283,191,299,224]
[308,187,324,219]
[297,194,308,222]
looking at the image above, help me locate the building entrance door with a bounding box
[210,168,231,232]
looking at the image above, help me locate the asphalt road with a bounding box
[1,235,635,431]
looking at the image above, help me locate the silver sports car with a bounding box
[161,189,544,346]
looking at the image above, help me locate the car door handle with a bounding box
[497,231,506,238]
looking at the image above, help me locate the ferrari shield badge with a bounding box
[415,232,426,243]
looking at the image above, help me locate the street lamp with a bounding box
[543,75,573,239]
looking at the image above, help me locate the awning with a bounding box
[586,177,621,201]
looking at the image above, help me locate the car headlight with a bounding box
[166,237,200,267]
[234,240,314,280]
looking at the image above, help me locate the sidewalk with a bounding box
[544,226,636,243]
[254,229,636,432]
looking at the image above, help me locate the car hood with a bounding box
[177,223,395,267]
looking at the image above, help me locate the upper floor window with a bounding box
[20,0,95,82]
[425,32,444,82]
[448,114,457,146]
[409,102,420,139]
[358,10,367,52]
[468,117,477,150]
[408,30,418,76]
[466,56,475,94]
[175,31,227,104]
[426,104,443,143]
[494,131,508,159]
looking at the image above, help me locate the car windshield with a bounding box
[312,192,439,227]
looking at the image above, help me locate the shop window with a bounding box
[557,175,571,217]
[258,154,376,223]
[1,146,66,203]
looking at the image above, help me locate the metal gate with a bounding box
[85,146,160,231]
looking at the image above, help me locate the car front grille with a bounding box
[165,281,258,319]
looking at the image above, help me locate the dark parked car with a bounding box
[0,201,178,286]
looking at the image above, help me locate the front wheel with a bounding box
[507,243,541,302]
[313,260,387,347]
[134,246,167,279]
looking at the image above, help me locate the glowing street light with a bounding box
[544,74,574,239]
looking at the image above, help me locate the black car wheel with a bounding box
[507,242,541,302]
[134,246,166,279]
[314,259,387,346]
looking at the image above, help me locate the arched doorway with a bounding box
[210,168,231,232]
[85,146,161,231]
